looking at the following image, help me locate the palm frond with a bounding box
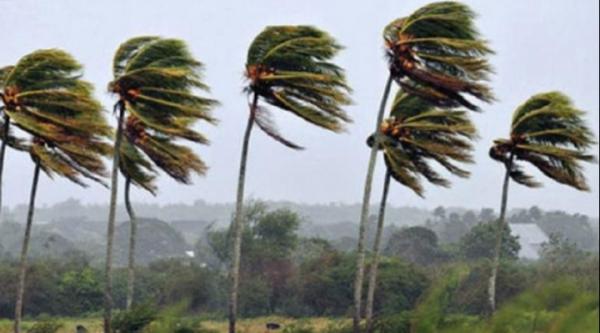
[110,36,218,188]
[491,91,596,190]
[383,1,494,111]
[375,91,476,196]
[1,49,111,186]
[245,25,352,141]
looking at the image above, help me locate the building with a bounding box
[509,223,549,260]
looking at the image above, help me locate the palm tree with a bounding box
[0,49,110,333]
[488,91,596,313]
[353,3,493,331]
[230,25,352,333]
[119,84,217,310]
[363,91,477,332]
[105,36,216,330]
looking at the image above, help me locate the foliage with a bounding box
[112,304,158,333]
[459,222,520,261]
[490,92,596,190]
[1,49,110,185]
[383,1,494,111]
[245,26,352,148]
[368,91,476,197]
[26,317,63,333]
[110,36,218,192]
[384,226,448,265]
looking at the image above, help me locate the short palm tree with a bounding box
[105,36,217,332]
[488,91,596,313]
[0,49,110,333]
[364,91,476,331]
[353,3,493,331]
[229,25,352,333]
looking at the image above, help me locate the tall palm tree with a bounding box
[0,49,110,333]
[119,87,216,310]
[230,25,352,333]
[105,36,216,331]
[488,91,596,312]
[363,91,477,332]
[353,3,493,331]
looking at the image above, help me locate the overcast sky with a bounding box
[1,0,598,216]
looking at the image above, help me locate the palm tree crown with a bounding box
[368,91,477,196]
[109,36,218,192]
[383,1,494,111]
[244,25,352,148]
[490,91,596,190]
[1,49,111,185]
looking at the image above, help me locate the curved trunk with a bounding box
[125,177,137,310]
[353,74,393,333]
[0,114,10,220]
[228,93,258,333]
[13,162,41,333]
[104,102,126,333]
[488,154,514,314]
[365,171,391,332]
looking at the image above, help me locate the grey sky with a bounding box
[1,0,598,216]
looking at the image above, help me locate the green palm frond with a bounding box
[370,91,476,197]
[491,91,597,190]
[245,25,352,146]
[1,49,111,186]
[383,1,494,111]
[110,36,218,193]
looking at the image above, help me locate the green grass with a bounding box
[0,317,346,333]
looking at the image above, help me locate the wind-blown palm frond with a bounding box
[368,90,476,197]
[1,49,111,186]
[383,1,494,111]
[110,36,218,192]
[490,92,597,191]
[245,25,352,147]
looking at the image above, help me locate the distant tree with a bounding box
[229,25,351,333]
[354,2,494,330]
[108,36,218,310]
[459,223,519,262]
[488,91,596,312]
[384,226,446,266]
[462,211,478,227]
[478,208,496,223]
[433,206,446,221]
[1,50,110,333]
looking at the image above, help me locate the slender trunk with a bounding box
[353,74,393,333]
[13,162,40,333]
[365,171,391,333]
[104,101,125,333]
[229,93,258,333]
[488,154,514,314]
[125,177,137,310]
[0,114,10,220]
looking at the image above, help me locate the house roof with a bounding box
[509,223,549,260]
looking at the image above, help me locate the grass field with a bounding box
[0,316,348,333]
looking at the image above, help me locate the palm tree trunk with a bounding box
[125,177,137,310]
[104,101,126,333]
[365,171,391,333]
[353,74,393,333]
[229,93,258,333]
[13,162,40,333]
[488,154,514,314]
[0,114,10,220]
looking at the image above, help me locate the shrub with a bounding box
[112,304,157,333]
[26,318,63,333]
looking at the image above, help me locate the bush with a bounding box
[112,304,157,333]
[26,318,63,333]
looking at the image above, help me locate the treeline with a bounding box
[0,204,596,322]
